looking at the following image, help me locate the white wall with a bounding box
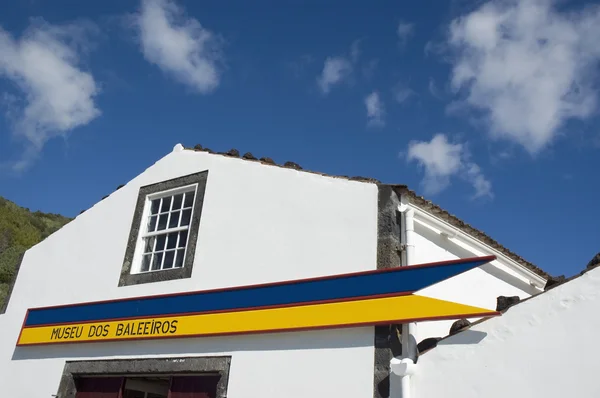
[1,326,375,398]
[0,147,378,398]
[415,266,600,398]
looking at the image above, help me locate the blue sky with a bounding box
[0,0,598,277]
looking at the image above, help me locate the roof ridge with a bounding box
[184,145,381,184]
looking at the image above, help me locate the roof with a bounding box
[182,144,551,281]
[393,186,551,280]
[184,145,382,183]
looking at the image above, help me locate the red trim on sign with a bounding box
[20,291,415,329]
[25,255,496,312]
[15,310,501,347]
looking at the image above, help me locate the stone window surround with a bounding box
[55,356,231,398]
[119,170,209,287]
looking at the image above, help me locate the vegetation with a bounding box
[0,197,71,308]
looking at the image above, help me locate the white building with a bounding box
[0,144,551,398]
[415,259,599,398]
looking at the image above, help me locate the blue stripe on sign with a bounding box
[24,257,491,327]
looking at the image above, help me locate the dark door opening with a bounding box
[74,375,220,398]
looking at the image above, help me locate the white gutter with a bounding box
[391,201,418,398]
[411,207,546,290]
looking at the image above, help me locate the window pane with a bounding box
[123,389,145,398]
[151,252,163,270]
[163,250,175,269]
[178,230,188,248]
[144,236,155,253]
[181,209,192,226]
[169,211,180,229]
[183,191,195,208]
[155,234,166,251]
[166,233,178,249]
[124,377,169,398]
[147,215,157,232]
[174,249,185,268]
[172,194,183,210]
[160,196,172,212]
[150,199,161,215]
[157,214,168,230]
[141,254,152,272]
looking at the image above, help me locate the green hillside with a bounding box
[0,197,72,308]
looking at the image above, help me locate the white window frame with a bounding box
[131,184,198,274]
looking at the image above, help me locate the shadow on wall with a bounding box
[11,327,372,361]
[437,330,487,346]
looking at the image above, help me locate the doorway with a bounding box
[75,374,220,398]
[55,356,231,398]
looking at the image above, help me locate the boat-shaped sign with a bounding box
[16,256,499,346]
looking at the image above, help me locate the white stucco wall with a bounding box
[0,148,378,398]
[415,266,600,398]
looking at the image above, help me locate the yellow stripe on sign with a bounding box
[17,295,497,345]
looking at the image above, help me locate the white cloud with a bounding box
[397,21,414,46]
[0,20,100,171]
[364,91,385,127]
[447,0,600,153]
[317,40,362,94]
[393,84,414,104]
[465,163,493,199]
[135,0,223,93]
[317,56,352,94]
[406,134,492,198]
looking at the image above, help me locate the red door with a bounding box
[168,376,220,398]
[75,377,124,398]
[73,375,219,398]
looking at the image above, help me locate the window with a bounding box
[123,377,170,398]
[138,188,196,273]
[119,171,208,287]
